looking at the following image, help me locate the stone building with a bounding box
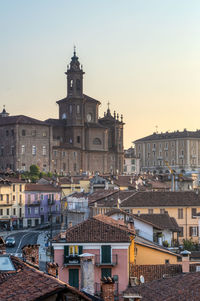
[134,130,200,173]
[0,50,124,175]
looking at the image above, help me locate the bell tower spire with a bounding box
[65,47,85,97]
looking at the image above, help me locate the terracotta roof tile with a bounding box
[54,215,134,243]
[25,184,61,192]
[124,272,200,301]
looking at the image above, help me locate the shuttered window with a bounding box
[101,245,111,264]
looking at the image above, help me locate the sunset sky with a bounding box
[1,0,200,148]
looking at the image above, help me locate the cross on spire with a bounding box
[107,101,110,110]
[73,45,76,56]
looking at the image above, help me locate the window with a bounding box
[11,129,14,136]
[0,195,3,201]
[13,195,15,201]
[35,207,39,214]
[62,151,66,157]
[0,209,3,215]
[35,194,38,201]
[76,79,81,91]
[101,245,111,264]
[19,195,22,202]
[42,146,46,156]
[13,208,16,216]
[77,105,80,114]
[178,208,183,219]
[40,207,44,212]
[77,136,80,143]
[6,194,9,202]
[54,150,57,157]
[148,209,153,214]
[190,226,198,237]
[7,209,9,215]
[19,185,22,192]
[101,268,111,278]
[28,194,31,202]
[63,163,66,171]
[160,209,165,214]
[11,146,15,156]
[192,208,197,219]
[93,138,102,145]
[21,145,25,155]
[13,185,15,192]
[43,132,47,137]
[179,227,184,237]
[64,245,83,257]
[22,129,26,136]
[6,130,9,136]
[32,146,36,155]
[28,207,31,215]
[165,259,169,264]
[131,159,135,164]
[69,105,72,114]
[32,130,36,136]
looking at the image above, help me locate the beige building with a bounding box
[0,178,25,229]
[0,50,124,175]
[134,129,200,173]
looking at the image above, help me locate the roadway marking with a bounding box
[15,232,37,254]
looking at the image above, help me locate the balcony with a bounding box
[28,201,40,206]
[64,255,80,266]
[95,254,118,266]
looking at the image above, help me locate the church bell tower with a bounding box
[65,47,85,98]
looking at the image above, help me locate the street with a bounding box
[5,230,44,257]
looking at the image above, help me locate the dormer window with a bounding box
[70,79,73,88]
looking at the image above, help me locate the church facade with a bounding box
[0,51,124,175]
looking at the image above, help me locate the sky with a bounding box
[1,0,200,148]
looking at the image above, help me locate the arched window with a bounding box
[93,138,102,145]
[76,79,81,90]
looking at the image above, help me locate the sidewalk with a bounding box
[37,231,50,271]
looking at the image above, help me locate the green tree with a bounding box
[30,165,40,176]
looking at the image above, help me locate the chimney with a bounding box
[181,250,191,273]
[80,253,95,295]
[22,244,40,267]
[101,278,115,301]
[0,237,6,254]
[46,262,58,277]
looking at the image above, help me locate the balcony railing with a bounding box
[64,255,80,266]
[95,254,118,266]
[95,282,119,298]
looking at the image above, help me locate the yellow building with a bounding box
[59,177,90,198]
[134,237,180,265]
[0,178,26,229]
[90,191,200,244]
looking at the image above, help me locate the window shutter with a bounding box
[102,246,111,263]
[64,246,69,257]
[78,246,83,255]
[189,227,193,237]
[197,227,199,237]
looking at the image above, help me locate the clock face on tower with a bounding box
[87,113,92,122]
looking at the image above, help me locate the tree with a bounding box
[30,165,40,176]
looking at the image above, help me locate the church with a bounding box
[0,50,124,175]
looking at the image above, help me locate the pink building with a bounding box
[52,215,133,298]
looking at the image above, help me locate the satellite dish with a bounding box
[140,275,145,284]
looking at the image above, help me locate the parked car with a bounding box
[5,237,16,247]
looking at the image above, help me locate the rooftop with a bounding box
[134,129,200,143]
[124,271,200,301]
[53,214,135,243]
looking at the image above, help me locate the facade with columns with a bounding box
[134,130,200,173]
[0,51,124,175]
